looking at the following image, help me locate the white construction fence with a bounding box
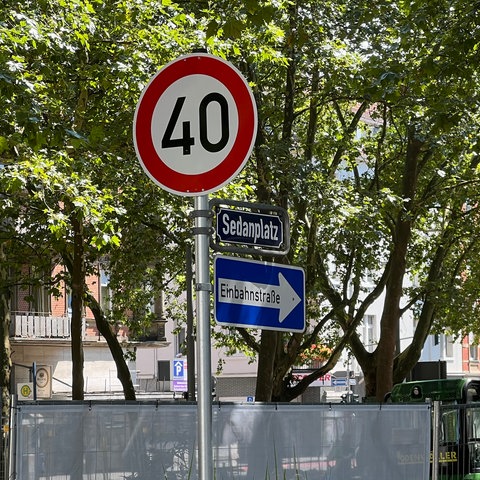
[8,401,430,480]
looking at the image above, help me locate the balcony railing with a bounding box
[10,312,73,339]
[10,312,165,343]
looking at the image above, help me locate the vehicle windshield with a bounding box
[441,409,459,444]
[465,382,480,441]
[467,407,480,441]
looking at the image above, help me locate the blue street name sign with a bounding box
[214,255,305,332]
[216,208,284,248]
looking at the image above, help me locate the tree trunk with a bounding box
[363,364,377,399]
[255,330,279,401]
[373,129,423,401]
[71,216,85,401]
[393,231,452,383]
[375,235,409,401]
[86,293,136,400]
[375,307,400,401]
[0,243,11,426]
[62,250,136,401]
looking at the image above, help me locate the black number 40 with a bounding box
[162,93,230,155]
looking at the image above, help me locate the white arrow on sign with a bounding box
[217,273,301,322]
[173,359,186,379]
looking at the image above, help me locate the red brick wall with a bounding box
[462,336,470,373]
[51,264,66,317]
[462,335,480,374]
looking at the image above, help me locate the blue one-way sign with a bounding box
[214,255,305,332]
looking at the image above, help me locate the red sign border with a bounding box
[133,54,257,196]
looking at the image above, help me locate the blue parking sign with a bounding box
[173,359,185,380]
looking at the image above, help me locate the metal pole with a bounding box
[193,194,213,480]
[186,242,196,401]
[32,362,37,401]
[432,400,440,480]
[345,354,349,402]
[7,395,17,480]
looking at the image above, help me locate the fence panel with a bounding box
[11,401,431,480]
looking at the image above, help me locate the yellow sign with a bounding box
[21,384,31,397]
[17,382,34,400]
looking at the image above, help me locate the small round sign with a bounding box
[133,53,257,196]
[20,384,32,397]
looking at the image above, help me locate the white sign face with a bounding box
[292,373,332,387]
[133,53,257,196]
[151,75,239,175]
[36,365,52,398]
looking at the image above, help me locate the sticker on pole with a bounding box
[133,53,258,196]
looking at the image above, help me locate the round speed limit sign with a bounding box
[133,53,258,196]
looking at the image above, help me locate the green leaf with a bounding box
[0,137,9,154]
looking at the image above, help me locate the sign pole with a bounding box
[133,53,257,479]
[186,242,196,401]
[193,194,213,480]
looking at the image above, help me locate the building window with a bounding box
[175,326,186,357]
[363,315,376,353]
[470,334,478,361]
[30,266,52,314]
[100,268,111,312]
[444,335,454,358]
[66,289,72,317]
